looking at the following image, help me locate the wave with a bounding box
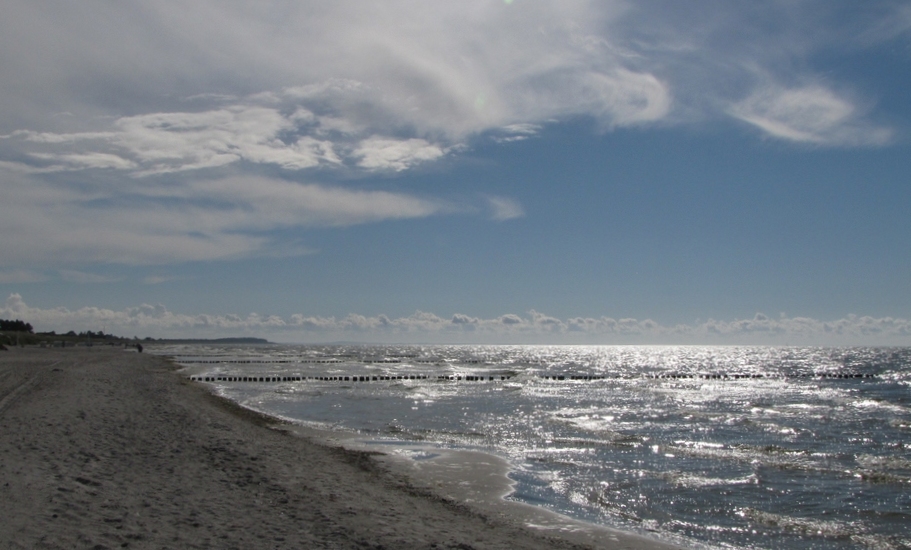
[661,471,759,488]
[855,454,911,472]
[736,509,908,549]
[737,508,859,538]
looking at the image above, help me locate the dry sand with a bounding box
[0,347,684,549]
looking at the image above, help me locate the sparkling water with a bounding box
[161,345,911,550]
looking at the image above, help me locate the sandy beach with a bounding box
[0,347,683,549]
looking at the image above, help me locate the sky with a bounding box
[1,0,910,344]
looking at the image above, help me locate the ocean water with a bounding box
[159,345,911,550]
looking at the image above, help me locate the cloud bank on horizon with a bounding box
[4,294,909,345]
[0,1,901,267]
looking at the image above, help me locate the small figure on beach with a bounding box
[136,343,143,353]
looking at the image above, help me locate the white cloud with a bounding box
[4,103,441,177]
[59,270,122,284]
[501,124,541,136]
[0,270,48,284]
[485,196,525,221]
[353,137,446,172]
[1,2,898,170]
[180,176,445,228]
[493,123,542,143]
[3,130,117,143]
[1,105,345,177]
[3,294,909,345]
[0,1,902,271]
[451,313,480,326]
[729,84,892,146]
[1,1,897,156]
[0,172,445,266]
[0,160,70,174]
[499,314,524,326]
[858,3,911,44]
[31,152,137,170]
[142,275,180,285]
[115,107,342,175]
[0,1,676,180]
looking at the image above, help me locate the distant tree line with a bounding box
[1,319,138,348]
[1,319,263,346]
[0,319,33,333]
[42,329,118,339]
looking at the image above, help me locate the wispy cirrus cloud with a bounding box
[484,196,525,221]
[5,294,909,345]
[0,270,48,284]
[0,1,673,182]
[59,270,122,284]
[0,172,447,267]
[1,1,897,155]
[0,0,902,272]
[492,124,542,143]
[142,275,179,285]
[729,84,892,146]
[857,3,911,44]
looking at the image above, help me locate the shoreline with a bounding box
[281,425,686,550]
[1,347,684,549]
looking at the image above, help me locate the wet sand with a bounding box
[0,347,683,549]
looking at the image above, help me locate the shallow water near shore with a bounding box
[161,345,911,550]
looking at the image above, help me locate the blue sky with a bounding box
[1,1,909,344]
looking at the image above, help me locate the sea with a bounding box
[154,344,911,550]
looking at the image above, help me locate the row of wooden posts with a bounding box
[189,372,876,383]
[189,374,511,382]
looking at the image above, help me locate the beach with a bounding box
[0,347,682,549]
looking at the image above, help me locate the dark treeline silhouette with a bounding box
[0,319,33,333]
[1,319,265,346]
[46,330,116,339]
